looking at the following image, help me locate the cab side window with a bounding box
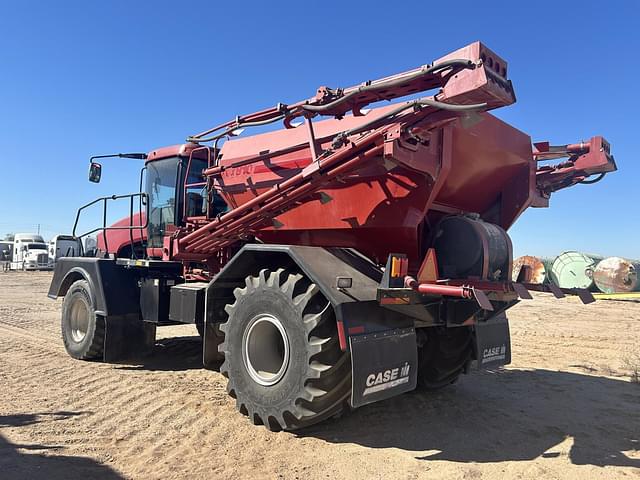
[185,159,208,217]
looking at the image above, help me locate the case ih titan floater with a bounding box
[49,42,616,430]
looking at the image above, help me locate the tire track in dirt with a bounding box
[0,293,240,478]
[0,321,61,350]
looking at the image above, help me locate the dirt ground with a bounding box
[0,272,638,480]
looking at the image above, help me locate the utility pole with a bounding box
[37,224,40,235]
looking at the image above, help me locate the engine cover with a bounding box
[432,215,511,281]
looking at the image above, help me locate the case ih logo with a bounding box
[482,344,507,363]
[363,362,411,396]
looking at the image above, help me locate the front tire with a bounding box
[61,279,104,360]
[219,268,351,431]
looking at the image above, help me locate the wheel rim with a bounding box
[242,314,290,386]
[69,297,90,343]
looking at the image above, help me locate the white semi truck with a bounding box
[10,234,52,270]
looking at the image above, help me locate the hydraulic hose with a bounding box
[187,113,288,143]
[579,172,606,184]
[330,97,487,149]
[188,59,477,144]
[301,59,476,114]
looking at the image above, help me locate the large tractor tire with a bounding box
[61,279,104,360]
[219,268,351,431]
[416,326,472,390]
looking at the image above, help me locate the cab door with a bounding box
[182,148,228,226]
[183,156,209,221]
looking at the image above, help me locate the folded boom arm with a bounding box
[533,136,616,203]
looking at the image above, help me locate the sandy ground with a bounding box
[0,271,638,480]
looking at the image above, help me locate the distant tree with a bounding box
[3,233,14,241]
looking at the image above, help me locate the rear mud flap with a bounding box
[203,321,221,370]
[473,313,511,369]
[103,316,156,363]
[350,327,418,408]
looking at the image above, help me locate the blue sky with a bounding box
[0,1,638,258]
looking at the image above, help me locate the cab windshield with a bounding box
[146,157,180,248]
[145,155,213,248]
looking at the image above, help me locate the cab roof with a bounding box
[146,143,206,163]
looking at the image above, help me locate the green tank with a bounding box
[549,251,603,290]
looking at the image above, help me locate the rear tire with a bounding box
[219,268,351,431]
[61,279,104,360]
[416,326,472,390]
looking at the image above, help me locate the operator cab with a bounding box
[86,143,228,259]
[144,144,228,251]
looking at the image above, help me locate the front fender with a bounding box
[48,257,141,317]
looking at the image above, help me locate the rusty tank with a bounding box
[593,256,640,293]
[513,255,553,284]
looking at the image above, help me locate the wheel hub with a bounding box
[69,297,90,343]
[242,314,290,386]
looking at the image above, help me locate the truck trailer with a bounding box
[48,42,616,430]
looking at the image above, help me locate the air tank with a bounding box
[593,256,640,293]
[433,216,510,281]
[549,251,603,290]
[512,256,553,284]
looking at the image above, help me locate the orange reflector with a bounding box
[390,255,409,278]
[391,257,400,278]
[418,248,439,283]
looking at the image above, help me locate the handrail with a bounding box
[72,192,149,258]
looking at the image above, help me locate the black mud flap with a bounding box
[103,316,156,363]
[203,321,220,369]
[350,327,418,408]
[473,313,511,369]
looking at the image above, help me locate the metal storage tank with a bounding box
[593,257,640,293]
[512,256,553,284]
[549,251,602,290]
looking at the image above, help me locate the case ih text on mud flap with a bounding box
[349,328,418,408]
[473,316,512,369]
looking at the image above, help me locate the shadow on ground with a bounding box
[115,335,207,372]
[302,369,640,468]
[0,411,123,480]
[99,336,640,469]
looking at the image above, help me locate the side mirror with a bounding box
[89,162,102,183]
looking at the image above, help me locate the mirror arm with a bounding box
[87,152,148,183]
[89,153,148,162]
